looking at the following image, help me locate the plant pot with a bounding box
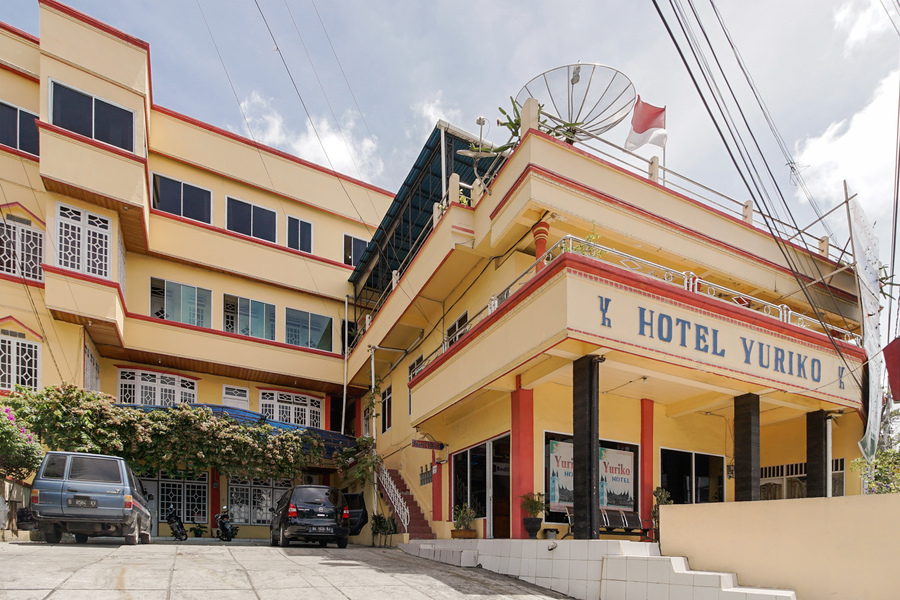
[192,530,203,537]
[450,529,476,539]
[523,517,542,539]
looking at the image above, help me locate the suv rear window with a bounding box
[291,487,340,507]
[68,456,122,483]
[42,454,67,479]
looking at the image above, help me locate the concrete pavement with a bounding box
[0,539,573,599]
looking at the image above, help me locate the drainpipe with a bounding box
[370,345,379,517]
[342,295,349,436]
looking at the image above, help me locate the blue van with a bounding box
[25,451,153,544]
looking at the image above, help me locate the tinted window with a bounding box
[288,217,312,253]
[18,110,39,156]
[227,198,253,237]
[153,174,182,215]
[344,493,365,511]
[291,487,340,507]
[93,98,133,152]
[52,83,93,139]
[252,205,276,242]
[42,454,67,479]
[309,313,332,351]
[182,183,211,223]
[68,456,122,483]
[0,103,16,148]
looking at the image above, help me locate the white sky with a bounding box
[3,0,900,335]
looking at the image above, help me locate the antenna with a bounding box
[515,63,636,142]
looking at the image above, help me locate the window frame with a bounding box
[226,196,277,244]
[287,216,314,254]
[149,277,213,328]
[117,368,198,406]
[408,354,424,415]
[0,218,44,282]
[343,233,368,267]
[659,446,727,505]
[284,307,333,352]
[49,79,136,153]
[0,100,39,156]
[227,476,292,526]
[258,390,323,428]
[223,294,276,341]
[447,311,469,347]
[222,385,250,409]
[151,172,213,224]
[55,202,111,279]
[381,385,392,434]
[0,331,41,391]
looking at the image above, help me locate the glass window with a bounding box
[660,449,725,505]
[69,456,122,483]
[0,220,44,282]
[152,174,212,224]
[56,203,110,278]
[287,217,313,253]
[51,82,133,152]
[117,368,197,406]
[285,308,332,351]
[0,333,40,391]
[227,198,275,243]
[452,444,487,518]
[381,386,392,433]
[156,471,209,523]
[150,277,212,328]
[447,312,468,346]
[343,234,368,267]
[224,294,275,341]
[229,476,291,525]
[42,454,67,479]
[0,101,39,156]
[259,391,322,428]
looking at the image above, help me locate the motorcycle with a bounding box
[214,505,239,542]
[166,505,188,541]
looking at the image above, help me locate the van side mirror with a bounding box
[146,493,154,501]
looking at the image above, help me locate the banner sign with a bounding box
[411,439,444,451]
[548,441,635,511]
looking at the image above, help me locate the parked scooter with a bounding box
[166,505,188,541]
[214,505,239,541]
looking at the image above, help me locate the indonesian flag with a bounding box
[625,96,667,151]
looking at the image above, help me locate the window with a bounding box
[222,385,249,409]
[259,390,322,428]
[56,204,110,278]
[408,354,423,415]
[0,331,39,391]
[223,294,275,341]
[759,459,845,499]
[51,82,133,152]
[117,368,197,406]
[285,308,332,351]
[69,456,121,483]
[343,234,367,267]
[287,217,313,253]
[0,218,43,281]
[150,278,212,328]
[152,174,211,224]
[152,471,208,523]
[660,448,725,504]
[544,434,639,523]
[452,444,487,518]
[447,312,468,347]
[228,477,291,525]
[41,454,67,479]
[0,101,39,155]
[226,197,276,243]
[84,343,100,392]
[381,385,392,433]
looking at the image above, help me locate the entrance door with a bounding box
[491,436,511,539]
[141,480,159,536]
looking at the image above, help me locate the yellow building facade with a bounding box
[1,1,869,543]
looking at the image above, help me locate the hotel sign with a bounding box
[411,439,445,451]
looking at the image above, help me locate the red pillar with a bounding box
[511,384,534,539]
[532,222,550,272]
[432,451,442,522]
[640,399,654,524]
[210,467,220,528]
[323,395,331,431]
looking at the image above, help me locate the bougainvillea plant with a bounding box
[0,403,43,481]
[6,384,325,480]
[851,448,900,495]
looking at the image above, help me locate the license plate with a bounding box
[67,497,98,508]
[310,526,332,533]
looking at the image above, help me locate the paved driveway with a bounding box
[0,539,572,600]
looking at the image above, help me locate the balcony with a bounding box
[43,264,125,347]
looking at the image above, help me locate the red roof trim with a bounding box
[0,202,46,226]
[39,0,150,51]
[0,61,39,84]
[149,209,354,270]
[0,20,40,45]
[0,315,43,340]
[37,120,147,165]
[151,104,394,198]
[113,364,200,381]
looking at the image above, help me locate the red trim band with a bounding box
[0,202,47,226]
[0,315,43,340]
[0,271,44,289]
[0,20,40,45]
[0,62,39,85]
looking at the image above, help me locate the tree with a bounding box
[851,447,900,494]
[0,404,42,481]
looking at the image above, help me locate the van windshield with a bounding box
[68,456,122,483]
[292,487,339,507]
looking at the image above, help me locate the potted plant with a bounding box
[651,487,672,543]
[451,503,476,538]
[189,521,207,538]
[519,492,546,539]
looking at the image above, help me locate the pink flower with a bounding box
[6,414,13,421]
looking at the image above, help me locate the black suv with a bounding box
[269,485,366,548]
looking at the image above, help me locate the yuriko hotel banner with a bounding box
[549,440,636,512]
[565,271,863,407]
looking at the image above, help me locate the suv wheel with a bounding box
[278,525,290,547]
[318,540,328,548]
[270,527,279,546]
[124,521,138,545]
[337,537,348,549]
[44,526,61,544]
[74,533,89,544]
[139,524,151,544]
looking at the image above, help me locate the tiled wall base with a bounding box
[399,539,797,600]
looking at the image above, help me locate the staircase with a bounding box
[380,468,435,539]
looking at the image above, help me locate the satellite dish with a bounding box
[515,63,636,142]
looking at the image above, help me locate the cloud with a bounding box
[835,0,893,55]
[793,69,897,256]
[239,91,384,182]
[409,91,462,140]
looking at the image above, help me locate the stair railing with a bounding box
[378,466,410,532]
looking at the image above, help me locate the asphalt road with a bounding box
[0,539,572,600]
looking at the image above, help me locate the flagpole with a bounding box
[662,146,666,187]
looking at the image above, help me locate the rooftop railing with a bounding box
[410,235,861,380]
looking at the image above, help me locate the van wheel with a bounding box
[74,533,89,544]
[139,528,151,544]
[124,521,138,545]
[318,540,328,548]
[44,527,61,544]
[278,525,290,547]
[337,537,348,549]
[270,528,279,546]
